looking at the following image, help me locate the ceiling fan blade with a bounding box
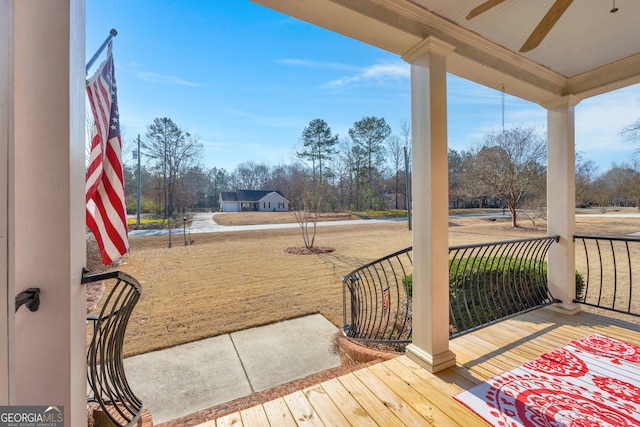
[466,0,506,20]
[520,0,574,52]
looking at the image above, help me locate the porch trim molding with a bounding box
[402,36,455,63]
[406,344,457,374]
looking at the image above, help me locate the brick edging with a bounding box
[335,334,402,365]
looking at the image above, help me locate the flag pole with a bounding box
[86,28,118,74]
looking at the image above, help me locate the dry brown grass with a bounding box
[88,213,640,357]
[213,211,356,226]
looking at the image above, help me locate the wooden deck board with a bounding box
[262,397,297,427]
[240,404,270,427]
[302,384,352,426]
[282,390,324,426]
[337,373,405,426]
[316,378,378,427]
[194,308,640,426]
[215,412,242,426]
[352,364,433,426]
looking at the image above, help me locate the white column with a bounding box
[13,1,86,426]
[0,0,15,404]
[544,95,581,314]
[402,37,456,373]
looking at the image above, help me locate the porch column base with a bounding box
[545,302,582,316]
[405,344,456,373]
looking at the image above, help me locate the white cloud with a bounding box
[136,72,199,87]
[322,61,409,89]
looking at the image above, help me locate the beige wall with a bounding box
[6,0,87,425]
[0,0,15,403]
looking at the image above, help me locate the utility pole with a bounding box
[134,134,142,229]
[404,146,412,230]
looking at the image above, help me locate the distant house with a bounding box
[219,190,289,212]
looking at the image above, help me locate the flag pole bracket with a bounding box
[15,288,41,313]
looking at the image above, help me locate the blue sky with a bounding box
[86,0,640,174]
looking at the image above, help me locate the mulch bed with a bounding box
[283,246,335,254]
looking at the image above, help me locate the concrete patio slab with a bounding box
[230,314,341,392]
[122,314,340,424]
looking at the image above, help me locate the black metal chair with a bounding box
[84,270,143,427]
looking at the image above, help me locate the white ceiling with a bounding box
[411,0,640,78]
[252,0,640,104]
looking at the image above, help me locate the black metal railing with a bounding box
[342,247,413,347]
[342,236,560,346]
[449,236,559,337]
[574,235,640,317]
[84,271,143,427]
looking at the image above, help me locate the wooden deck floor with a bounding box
[195,308,640,426]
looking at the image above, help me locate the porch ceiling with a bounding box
[251,0,640,104]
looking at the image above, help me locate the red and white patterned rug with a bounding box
[454,334,640,426]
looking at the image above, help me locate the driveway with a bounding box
[128,212,401,237]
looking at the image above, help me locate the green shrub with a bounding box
[575,271,585,301]
[402,274,412,299]
[402,257,584,332]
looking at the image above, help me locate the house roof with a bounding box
[251,0,640,104]
[220,190,287,202]
[220,191,239,202]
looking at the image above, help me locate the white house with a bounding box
[219,190,289,212]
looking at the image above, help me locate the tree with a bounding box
[233,161,270,190]
[470,125,547,227]
[143,117,202,218]
[348,116,391,209]
[575,152,598,207]
[297,118,338,187]
[207,167,230,210]
[386,135,404,209]
[593,163,640,209]
[449,149,467,208]
[180,165,210,211]
[291,183,330,252]
[621,118,640,153]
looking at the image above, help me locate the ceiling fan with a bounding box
[466,0,574,53]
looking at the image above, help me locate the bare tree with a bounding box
[143,117,202,218]
[575,152,599,207]
[386,135,403,209]
[291,184,330,251]
[233,161,270,189]
[621,118,640,155]
[592,163,640,209]
[469,125,547,227]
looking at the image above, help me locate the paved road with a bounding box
[128,211,640,237]
[128,212,403,237]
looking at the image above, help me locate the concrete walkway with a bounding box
[128,212,403,237]
[123,314,341,424]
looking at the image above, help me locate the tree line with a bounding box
[123,116,640,226]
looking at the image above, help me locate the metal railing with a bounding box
[342,236,560,346]
[84,271,143,427]
[574,235,640,317]
[342,247,413,347]
[449,236,559,337]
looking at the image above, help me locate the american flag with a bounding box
[86,43,128,264]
